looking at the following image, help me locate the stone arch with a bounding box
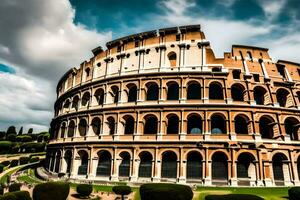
[209,81,223,100]
[166,114,179,134]
[234,114,250,134]
[237,152,256,185]
[161,151,178,179]
[119,151,131,177]
[64,150,72,174]
[60,122,67,138]
[144,114,158,134]
[107,116,116,135]
[284,117,300,141]
[91,117,101,135]
[67,120,76,137]
[81,92,90,107]
[123,115,135,135]
[146,82,159,101]
[187,81,201,100]
[167,81,179,100]
[272,153,290,185]
[187,113,202,134]
[276,88,291,107]
[72,95,80,110]
[231,83,245,101]
[212,152,228,182]
[186,151,203,180]
[110,85,119,103]
[63,99,70,112]
[94,88,105,105]
[78,118,88,136]
[77,150,89,175]
[211,113,227,134]
[96,150,112,177]
[253,86,268,105]
[167,51,177,67]
[138,151,153,178]
[259,115,276,139]
[54,150,62,173]
[127,83,138,102]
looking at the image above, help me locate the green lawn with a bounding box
[196,187,290,200]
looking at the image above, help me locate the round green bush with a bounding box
[76,184,93,197]
[205,194,264,200]
[140,183,193,200]
[1,161,10,167]
[2,193,17,200]
[33,182,70,200]
[9,160,18,168]
[289,187,300,200]
[6,191,31,200]
[0,164,4,173]
[0,141,13,153]
[8,183,21,192]
[19,157,30,165]
[29,157,39,163]
[112,186,132,200]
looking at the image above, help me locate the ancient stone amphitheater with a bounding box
[46,25,300,186]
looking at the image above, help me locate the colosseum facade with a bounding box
[46,25,300,186]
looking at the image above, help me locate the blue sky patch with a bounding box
[0,63,15,74]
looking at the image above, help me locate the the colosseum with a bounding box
[46,24,300,187]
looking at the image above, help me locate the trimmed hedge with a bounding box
[140,183,193,200]
[1,193,17,200]
[76,184,93,197]
[8,183,21,192]
[33,182,70,200]
[29,157,39,163]
[205,194,264,200]
[3,191,32,200]
[0,141,13,154]
[9,160,18,168]
[112,186,132,200]
[289,187,300,200]
[0,164,4,173]
[19,157,30,165]
[1,161,10,167]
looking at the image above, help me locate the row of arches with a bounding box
[61,82,299,113]
[47,149,298,185]
[58,114,300,140]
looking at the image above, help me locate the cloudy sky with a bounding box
[0,0,299,133]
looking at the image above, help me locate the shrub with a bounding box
[8,183,21,192]
[140,183,193,200]
[6,191,31,200]
[16,135,32,143]
[1,193,17,200]
[9,160,18,168]
[19,157,30,165]
[33,182,70,200]
[112,186,132,200]
[289,187,300,200]
[76,184,93,197]
[0,141,13,153]
[6,134,16,142]
[22,142,45,153]
[1,161,10,166]
[205,194,264,200]
[0,164,4,173]
[29,157,39,163]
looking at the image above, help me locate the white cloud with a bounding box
[260,0,286,20]
[0,0,111,132]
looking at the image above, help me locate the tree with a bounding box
[27,128,33,134]
[6,126,17,135]
[18,127,23,135]
[0,131,5,139]
[6,134,16,142]
[112,186,132,200]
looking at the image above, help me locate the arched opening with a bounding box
[259,116,275,139]
[85,68,90,77]
[60,122,67,138]
[276,89,290,107]
[231,84,245,101]
[209,82,223,100]
[146,83,159,101]
[212,152,228,183]
[67,120,75,137]
[81,92,90,107]
[167,82,179,100]
[284,117,299,141]
[138,152,153,178]
[94,89,105,105]
[272,153,289,185]
[168,52,177,67]
[72,96,79,110]
[91,117,101,135]
[63,99,70,111]
[127,84,138,102]
[254,87,267,105]
[49,152,55,172]
[187,82,201,100]
[186,152,202,180]
[187,114,202,134]
[124,115,135,135]
[78,150,88,175]
[107,117,115,135]
[235,115,249,134]
[297,157,300,181]
[54,151,61,173]
[161,151,177,179]
[111,86,119,104]
[167,115,179,134]
[119,152,131,177]
[97,151,111,177]
[78,118,88,136]
[144,115,158,134]
[211,114,226,134]
[237,153,256,185]
[64,150,72,174]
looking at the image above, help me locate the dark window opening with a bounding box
[138,152,152,178]
[97,151,111,177]
[235,115,249,134]
[285,118,299,141]
[119,152,131,177]
[259,116,274,139]
[212,153,228,180]
[91,118,101,135]
[167,82,179,100]
[146,83,159,101]
[107,117,115,135]
[187,115,202,134]
[232,70,241,79]
[231,84,244,101]
[209,83,223,100]
[78,151,88,175]
[124,116,135,135]
[253,74,260,82]
[161,152,177,179]
[78,119,87,136]
[167,115,179,134]
[144,116,158,134]
[128,85,138,102]
[211,115,226,134]
[187,83,201,100]
[254,87,266,105]
[186,152,202,179]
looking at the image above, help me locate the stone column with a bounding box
[230,150,238,186]
[178,148,186,183]
[111,148,118,181]
[153,148,160,182]
[204,148,212,185]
